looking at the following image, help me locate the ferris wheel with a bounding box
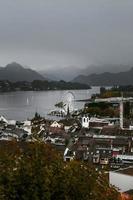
[62,91,75,114]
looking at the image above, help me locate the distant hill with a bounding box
[72,67,133,86]
[0,62,44,82]
[39,64,131,81]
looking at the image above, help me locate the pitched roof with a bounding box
[117,167,133,176]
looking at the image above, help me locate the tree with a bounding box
[55,101,65,109]
[34,112,41,120]
[0,142,120,200]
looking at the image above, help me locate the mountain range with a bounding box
[39,64,131,81]
[0,62,44,82]
[72,67,133,86]
[1,62,133,85]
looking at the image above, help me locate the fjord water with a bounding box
[0,87,100,121]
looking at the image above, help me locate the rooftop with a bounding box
[117,167,133,176]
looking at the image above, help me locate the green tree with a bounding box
[55,101,65,109]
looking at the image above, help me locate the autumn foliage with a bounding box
[0,141,120,200]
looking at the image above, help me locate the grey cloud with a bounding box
[0,0,133,70]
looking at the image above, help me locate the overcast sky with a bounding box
[0,0,133,70]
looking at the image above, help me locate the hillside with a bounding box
[72,67,133,86]
[39,64,131,81]
[0,62,44,82]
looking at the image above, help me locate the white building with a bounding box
[50,121,62,128]
[82,116,89,128]
[0,115,8,124]
[8,120,16,125]
[64,148,75,162]
[82,116,112,128]
[23,120,31,135]
[109,167,133,192]
[116,154,133,164]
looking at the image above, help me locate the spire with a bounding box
[66,105,70,118]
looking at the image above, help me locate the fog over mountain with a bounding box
[40,64,132,81]
[0,0,133,73]
[72,67,133,86]
[0,62,131,82]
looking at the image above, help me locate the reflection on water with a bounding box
[0,87,100,121]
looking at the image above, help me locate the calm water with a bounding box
[0,87,100,121]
